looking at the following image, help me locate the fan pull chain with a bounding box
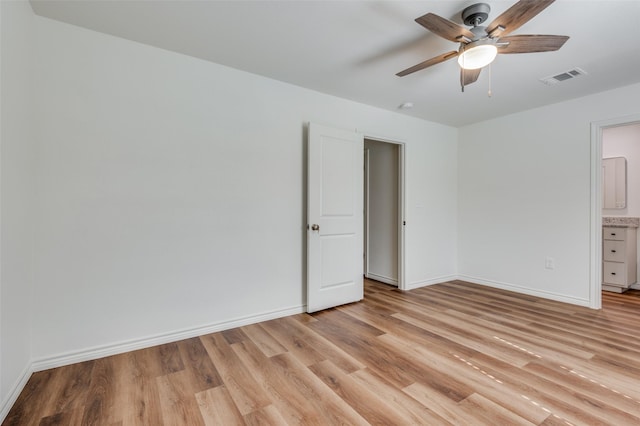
[488,64,492,97]
[461,55,465,92]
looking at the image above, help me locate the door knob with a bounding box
[311,224,320,231]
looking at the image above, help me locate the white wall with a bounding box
[0,0,36,415]
[364,139,399,285]
[458,82,640,305]
[29,16,458,363]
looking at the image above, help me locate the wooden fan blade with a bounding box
[486,0,555,38]
[416,13,475,43]
[396,51,458,77]
[460,68,481,87]
[498,34,569,54]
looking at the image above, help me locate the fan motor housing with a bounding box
[462,3,491,26]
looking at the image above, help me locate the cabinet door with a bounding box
[603,262,626,285]
[603,227,626,241]
[603,240,626,262]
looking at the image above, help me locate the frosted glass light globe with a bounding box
[458,43,498,70]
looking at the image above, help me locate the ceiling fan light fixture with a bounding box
[457,40,497,70]
[397,1,568,89]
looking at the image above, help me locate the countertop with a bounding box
[602,216,639,228]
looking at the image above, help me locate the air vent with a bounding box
[539,68,587,85]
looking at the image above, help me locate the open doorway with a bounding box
[602,122,640,294]
[591,114,640,308]
[363,138,405,288]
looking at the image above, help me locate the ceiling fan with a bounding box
[396,0,569,91]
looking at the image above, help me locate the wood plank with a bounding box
[195,385,244,426]
[308,360,417,425]
[38,409,83,426]
[259,317,327,366]
[242,404,289,426]
[524,360,640,414]
[232,339,368,425]
[220,327,249,345]
[457,393,537,426]
[230,339,319,424]
[469,352,640,425]
[262,315,365,373]
[392,310,542,367]
[383,333,550,424]
[307,309,425,388]
[119,352,164,426]
[80,356,119,425]
[40,361,95,418]
[128,346,165,379]
[403,382,486,426]
[240,323,288,358]
[176,337,223,392]
[156,370,205,426]
[157,342,185,375]
[349,367,451,424]
[198,333,272,415]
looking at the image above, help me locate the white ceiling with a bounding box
[29,0,640,127]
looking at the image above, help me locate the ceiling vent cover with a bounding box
[540,68,587,85]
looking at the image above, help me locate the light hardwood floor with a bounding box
[5,280,640,425]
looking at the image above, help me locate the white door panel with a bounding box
[321,236,356,287]
[307,123,363,313]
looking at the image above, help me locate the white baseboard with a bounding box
[365,272,398,286]
[457,274,591,307]
[0,363,32,423]
[406,274,458,290]
[31,304,305,372]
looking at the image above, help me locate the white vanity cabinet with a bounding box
[602,226,637,293]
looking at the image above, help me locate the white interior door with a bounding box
[307,122,363,313]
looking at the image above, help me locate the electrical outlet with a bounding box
[545,257,555,270]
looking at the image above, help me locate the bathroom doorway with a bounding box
[591,114,640,307]
[602,122,640,292]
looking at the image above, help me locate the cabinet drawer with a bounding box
[603,261,626,285]
[603,227,626,241]
[603,240,626,262]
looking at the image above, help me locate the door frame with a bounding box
[590,113,640,309]
[362,135,406,290]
